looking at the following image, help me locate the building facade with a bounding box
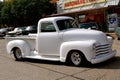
[57,0,120,13]
[56,0,120,32]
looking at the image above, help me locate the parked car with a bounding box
[7,27,26,36]
[0,28,9,37]
[79,22,100,30]
[22,25,37,35]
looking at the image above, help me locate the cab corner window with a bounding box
[41,23,56,32]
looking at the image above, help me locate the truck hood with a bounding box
[62,29,108,44]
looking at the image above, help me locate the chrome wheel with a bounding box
[71,52,82,66]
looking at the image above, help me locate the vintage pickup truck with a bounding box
[5,16,116,66]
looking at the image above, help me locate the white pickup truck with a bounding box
[5,16,116,66]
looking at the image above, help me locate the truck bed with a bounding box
[5,34,37,51]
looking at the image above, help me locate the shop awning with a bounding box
[49,6,120,17]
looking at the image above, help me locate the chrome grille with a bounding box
[95,44,112,56]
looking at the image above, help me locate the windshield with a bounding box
[0,28,8,32]
[25,25,37,31]
[56,19,78,31]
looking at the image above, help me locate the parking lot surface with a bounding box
[0,38,120,80]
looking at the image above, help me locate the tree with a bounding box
[1,1,12,26]
[1,0,56,27]
[0,2,4,25]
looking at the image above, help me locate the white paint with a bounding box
[6,16,116,64]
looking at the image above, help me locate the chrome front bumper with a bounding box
[91,50,116,64]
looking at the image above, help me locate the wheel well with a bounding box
[66,50,86,62]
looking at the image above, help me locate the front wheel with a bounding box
[13,48,23,61]
[67,51,85,66]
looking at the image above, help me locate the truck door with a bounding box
[37,22,61,56]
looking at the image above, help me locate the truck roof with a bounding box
[39,16,73,22]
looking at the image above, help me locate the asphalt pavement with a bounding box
[0,38,120,80]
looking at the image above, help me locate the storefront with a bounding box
[52,0,120,32]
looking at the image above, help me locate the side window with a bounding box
[41,22,56,32]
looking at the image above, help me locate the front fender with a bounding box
[60,40,96,62]
[7,40,30,57]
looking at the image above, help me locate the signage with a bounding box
[63,0,105,9]
[107,13,118,31]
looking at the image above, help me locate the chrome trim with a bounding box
[95,44,112,56]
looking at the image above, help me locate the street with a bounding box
[0,38,120,80]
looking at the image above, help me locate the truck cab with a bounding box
[36,17,77,56]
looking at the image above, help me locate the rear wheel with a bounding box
[13,48,23,61]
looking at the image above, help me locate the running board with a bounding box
[25,55,60,61]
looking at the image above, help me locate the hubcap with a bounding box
[71,52,81,65]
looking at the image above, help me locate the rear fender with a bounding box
[7,40,30,57]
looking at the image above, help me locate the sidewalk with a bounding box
[106,32,117,39]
